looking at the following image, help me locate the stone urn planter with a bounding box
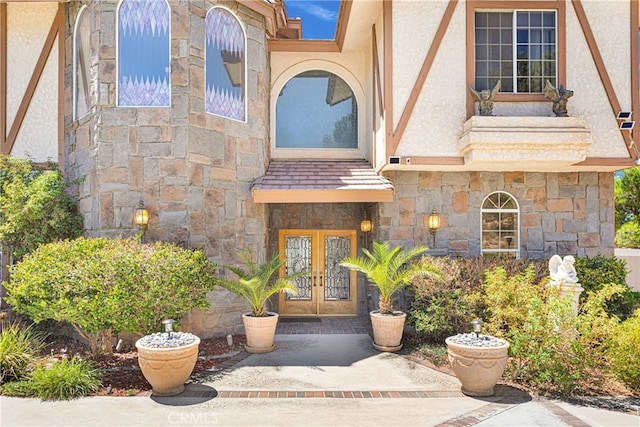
[445,333,509,397]
[135,331,200,397]
[242,312,279,354]
[370,310,406,352]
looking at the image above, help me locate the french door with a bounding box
[279,230,357,316]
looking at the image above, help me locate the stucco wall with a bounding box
[7,3,59,162]
[391,0,631,160]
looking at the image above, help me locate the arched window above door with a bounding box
[276,70,358,149]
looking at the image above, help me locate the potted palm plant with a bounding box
[341,241,438,352]
[218,251,302,353]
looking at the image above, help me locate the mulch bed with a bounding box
[44,334,247,397]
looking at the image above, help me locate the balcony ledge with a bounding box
[458,116,592,171]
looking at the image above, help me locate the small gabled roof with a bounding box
[252,160,394,203]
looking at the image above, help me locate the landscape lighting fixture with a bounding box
[471,319,483,337]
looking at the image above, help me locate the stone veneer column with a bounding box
[377,171,614,259]
[64,1,270,338]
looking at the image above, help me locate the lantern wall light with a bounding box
[425,208,441,245]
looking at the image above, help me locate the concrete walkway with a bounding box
[1,334,638,427]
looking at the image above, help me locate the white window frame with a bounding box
[481,191,520,258]
[270,60,366,160]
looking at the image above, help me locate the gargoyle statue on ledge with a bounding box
[544,80,574,117]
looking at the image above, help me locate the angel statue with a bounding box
[548,255,578,285]
[544,80,574,117]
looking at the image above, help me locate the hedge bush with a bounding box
[607,309,640,392]
[0,155,82,262]
[409,256,547,343]
[483,266,623,394]
[6,238,218,355]
[574,254,639,320]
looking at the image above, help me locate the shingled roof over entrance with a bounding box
[251,160,394,203]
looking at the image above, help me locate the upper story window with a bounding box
[475,10,556,93]
[73,6,91,120]
[117,0,170,107]
[205,7,246,122]
[481,191,520,258]
[276,70,357,149]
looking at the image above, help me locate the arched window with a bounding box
[117,0,170,107]
[481,191,520,258]
[205,7,245,121]
[276,70,358,149]
[73,6,91,119]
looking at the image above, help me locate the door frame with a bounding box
[278,229,357,316]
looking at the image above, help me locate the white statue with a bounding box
[548,255,578,284]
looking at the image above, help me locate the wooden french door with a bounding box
[279,230,357,316]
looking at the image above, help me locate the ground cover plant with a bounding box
[0,321,46,383]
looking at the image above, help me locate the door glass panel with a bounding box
[285,236,312,300]
[324,236,351,300]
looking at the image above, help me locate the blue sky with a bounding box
[285,0,341,40]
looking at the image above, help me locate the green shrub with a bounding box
[574,254,637,319]
[1,357,101,400]
[0,322,46,383]
[408,256,547,343]
[0,155,82,262]
[482,266,623,394]
[6,237,217,355]
[607,310,640,392]
[615,221,640,248]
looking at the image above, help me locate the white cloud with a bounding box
[288,1,338,22]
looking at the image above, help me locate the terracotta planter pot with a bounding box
[242,312,279,353]
[370,310,406,352]
[135,336,200,397]
[445,337,509,397]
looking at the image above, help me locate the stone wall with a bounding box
[64,1,270,338]
[377,171,615,259]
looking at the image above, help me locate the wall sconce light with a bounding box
[360,216,372,233]
[134,200,149,242]
[425,208,440,245]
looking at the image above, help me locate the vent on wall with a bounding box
[389,156,400,164]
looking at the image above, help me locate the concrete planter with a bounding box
[135,336,200,397]
[445,336,509,397]
[370,310,406,352]
[243,312,279,353]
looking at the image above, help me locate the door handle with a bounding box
[319,274,323,287]
[312,274,317,287]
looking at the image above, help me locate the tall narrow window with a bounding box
[481,191,520,258]
[73,6,91,119]
[276,70,358,149]
[117,0,170,107]
[475,10,556,93]
[205,7,245,121]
